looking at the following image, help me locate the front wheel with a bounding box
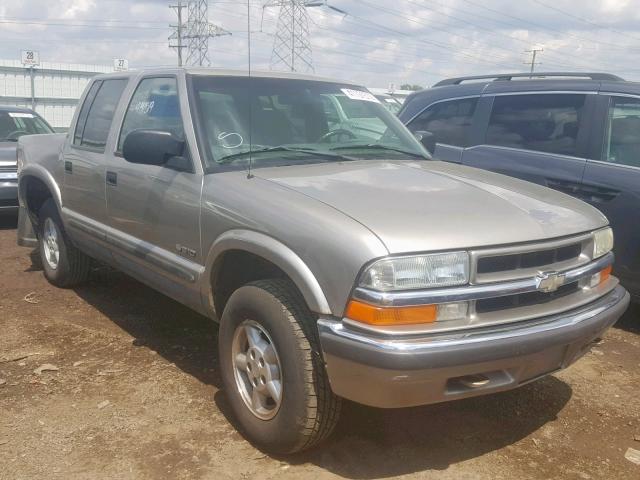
[218,279,341,454]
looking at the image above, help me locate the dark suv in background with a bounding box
[399,72,640,302]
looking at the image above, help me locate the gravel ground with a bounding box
[1,216,639,480]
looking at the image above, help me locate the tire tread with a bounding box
[247,278,342,451]
[38,199,91,288]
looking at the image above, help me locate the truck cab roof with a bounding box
[92,67,358,87]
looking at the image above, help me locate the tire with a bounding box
[38,199,91,288]
[218,279,341,454]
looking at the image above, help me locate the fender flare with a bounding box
[203,229,332,315]
[18,164,63,215]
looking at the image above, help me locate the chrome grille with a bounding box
[0,164,17,173]
[477,243,582,274]
[475,281,580,313]
[470,233,593,284]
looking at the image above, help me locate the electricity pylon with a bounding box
[263,0,346,73]
[169,0,231,67]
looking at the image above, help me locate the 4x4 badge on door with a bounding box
[176,244,197,258]
[536,271,566,293]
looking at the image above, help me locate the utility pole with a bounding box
[524,47,543,77]
[169,1,187,66]
[29,66,36,110]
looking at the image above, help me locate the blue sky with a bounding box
[0,0,639,88]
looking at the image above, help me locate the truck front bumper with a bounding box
[318,286,629,408]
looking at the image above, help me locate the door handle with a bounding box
[547,178,620,203]
[578,183,620,204]
[64,161,72,174]
[545,178,581,196]
[106,171,117,186]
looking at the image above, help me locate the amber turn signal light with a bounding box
[345,299,437,326]
[600,265,612,283]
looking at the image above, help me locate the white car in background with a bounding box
[368,87,417,107]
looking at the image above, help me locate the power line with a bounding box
[456,0,640,51]
[324,10,516,68]
[356,0,516,62]
[401,0,629,68]
[367,0,635,72]
[0,19,167,29]
[531,0,640,42]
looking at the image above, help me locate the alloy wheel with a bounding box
[231,320,283,420]
[42,218,60,270]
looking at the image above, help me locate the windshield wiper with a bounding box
[330,143,429,159]
[218,145,358,164]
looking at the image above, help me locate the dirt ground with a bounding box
[1,217,639,480]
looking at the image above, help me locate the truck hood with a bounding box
[255,160,608,254]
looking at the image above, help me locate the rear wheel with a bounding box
[219,279,341,454]
[38,199,91,288]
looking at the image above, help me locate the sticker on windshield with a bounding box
[218,132,244,149]
[8,112,34,118]
[340,88,380,103]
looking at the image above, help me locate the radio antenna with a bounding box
[247,0,254,179]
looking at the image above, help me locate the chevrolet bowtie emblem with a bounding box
[536,271,566,293]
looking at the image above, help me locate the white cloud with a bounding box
[59,0,95,19]
[0,0,639,87]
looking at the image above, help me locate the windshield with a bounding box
[0,111,53,142]
[189,75,429,172]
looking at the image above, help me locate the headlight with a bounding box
[593,227,614,259]
[359,251,470,291]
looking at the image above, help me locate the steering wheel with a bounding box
[317,128,357,144]
[4,130,29,141]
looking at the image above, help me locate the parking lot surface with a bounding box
[1,217,639,480]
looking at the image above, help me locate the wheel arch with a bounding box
[18,164,62,218]
[203,230,332,318]
[19,165,63,223]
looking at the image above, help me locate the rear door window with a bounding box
[407,97,478,147]
[77,79,127,151]
[486,94,586,157]
[602,96,640,168]
[73,81,101,146]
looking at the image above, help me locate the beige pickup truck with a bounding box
[17,68,629,453]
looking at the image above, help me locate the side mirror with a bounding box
[413,130,436,154]
[122,130,185,166]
